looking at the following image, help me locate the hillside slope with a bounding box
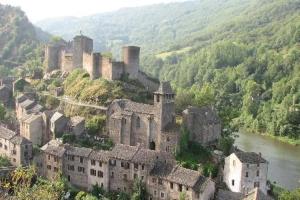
[0,4,50,68]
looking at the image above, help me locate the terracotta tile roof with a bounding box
[0,126,17,140]
[65,145,92,158]
[150,161,174,177]
[109,144,139,161]
[235,152,267,164]
[131,148,160,164]
[10,135,32,145]
[89,150,110,162]
[154,81,174,94]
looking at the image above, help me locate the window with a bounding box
[111,172,114,178]
[67,165,74,171]
[4,145,7,150]
[166,137,170,142]
[67,155,74,161]
[110,160,116,166]
[12,150,16,155]
[54,156,58,162]
[13,158,16,162]
[186,187,189,191]
[54,167,58,172]
[154,190,157,196]
[246,172,249,177]
[158,179,163,185]
[78,167,85,173]
[179,184,182,192]
[152,178,156,183]
[232,160,236,167]
[134,163,138,170]
[232,179,235,186]
[91,160,96,166]
[80,157,83,163]
[161,192,165,198]
[257,170,260,177]
[99,161,102,167]
[48,155,50,160]
[121,162,129,169]
[254,182,260,188]
[90,169,96,176]
[136,117,141,128]
[170,182,173,189]
[98,170,103,178]
[123,174,127,180]
[47,165,51,170]
[141,176,144,180]
[141,165,145,170]
[156,95,160,102]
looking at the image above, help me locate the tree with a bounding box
[0,104,5,121]
[279,187,300,200]
[131,178,147,200]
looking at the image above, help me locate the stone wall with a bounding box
[44,45,61,72]
[101,57,113,80]
[137,71,160,92]
[111,62,124,80]
[61,52,73,72]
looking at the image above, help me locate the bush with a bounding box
[86,115,106,136]
[0,156,11,167]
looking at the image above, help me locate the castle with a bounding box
[44,35,159,91]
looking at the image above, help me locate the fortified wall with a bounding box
[44,35,159,91]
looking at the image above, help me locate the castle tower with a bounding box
[44,44,61,73]
[72,35,93,69]
[154,81,176,131]
[122,46,140,79]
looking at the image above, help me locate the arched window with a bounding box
[136,117,140,129]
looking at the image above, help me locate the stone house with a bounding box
[216,188,273,200]
[0,85,12,105]
[20,113,44,146]
[182,106,221,146]
[63,145,92,189]
[38,141,215,200]
[0,126,32,166]
[223,151,268,195]
[87,150,110,191]
[50,112,68,137]
[148,162,215,200]
[16,94,44,120]
[68,116,85,137]
[40,140,66,180]
[107,82,179,153]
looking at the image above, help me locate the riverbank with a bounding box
[241,128,300,146]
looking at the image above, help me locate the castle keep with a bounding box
[44,35,159,90]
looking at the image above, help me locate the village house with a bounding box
[223,151,269,195]
[16,94,44,120]
[68,116,85,137]
[0,126,32,166]
[38,140,215,200]
[50,112,68,137]
[182,106,221,146]
[20,113,44,146]
[216,188,273,200]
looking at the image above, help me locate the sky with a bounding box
[1,0,186,22]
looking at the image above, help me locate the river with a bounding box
[235,131,300,190]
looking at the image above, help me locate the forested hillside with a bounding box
[0,4,49,69]
[37,0,300,142]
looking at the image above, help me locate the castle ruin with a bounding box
[44,35,159,91]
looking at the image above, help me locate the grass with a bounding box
[266,134,300,146]
[156,47,192,59]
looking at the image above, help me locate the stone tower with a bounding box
[154,82,176,131]
[72,35,93,69]
[44,44,61,73]
[122,46,140,79]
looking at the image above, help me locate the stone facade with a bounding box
[223,152,268,195]
[182,106,221,146]
[0,126,32,166]
[50,112,68,137]
[20,113,44,146]
[16,94,44,120]
[107,82,178,153]
[44,35,159,91]
[38,141,215,200]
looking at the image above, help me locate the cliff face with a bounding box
[0,4,49,67]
